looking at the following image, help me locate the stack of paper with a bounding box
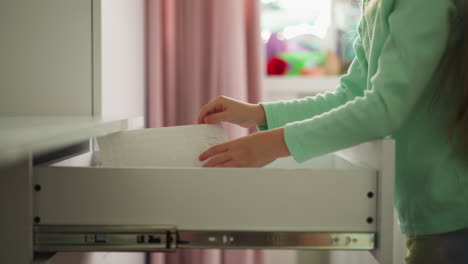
[97,124,227,167]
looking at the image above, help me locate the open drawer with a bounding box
[32,139,396,264]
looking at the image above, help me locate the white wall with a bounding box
[264,76,340,101]
[100,0,146,120]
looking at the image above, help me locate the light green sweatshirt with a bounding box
[260,0,468,236]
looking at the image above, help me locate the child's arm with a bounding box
[198,19,369,131]
[283,0,452,162]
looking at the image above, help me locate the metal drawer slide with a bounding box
[34,225,374,252]
[34,225,177,252]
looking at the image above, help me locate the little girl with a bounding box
[197,0,467,263]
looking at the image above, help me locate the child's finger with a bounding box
[197,104,213,124]
[199,144,228,161]
[202,153,231,167]
[197,100,219,124]
[197,96,226,124]
[204,112,228,124]
[217,161,236,168]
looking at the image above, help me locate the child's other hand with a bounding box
[199,128,290,168]
[197,96,266,128]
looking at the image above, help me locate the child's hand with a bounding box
[197,96,266,128]
[199,128,290,167]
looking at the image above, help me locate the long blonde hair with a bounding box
[436,0,468,153]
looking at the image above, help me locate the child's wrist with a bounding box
[253,104,267,126]
[273,128,290,158]
[262,128,290,159]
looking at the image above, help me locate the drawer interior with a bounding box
[44,139,361,171]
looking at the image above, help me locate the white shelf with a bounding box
[0,116,143,166]
[264,76,341,101]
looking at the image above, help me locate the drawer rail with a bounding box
[34,225,375,252]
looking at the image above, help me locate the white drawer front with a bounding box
[33,166,377,232]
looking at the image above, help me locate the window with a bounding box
[261,0,361,77]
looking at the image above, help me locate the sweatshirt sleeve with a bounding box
[284,0,452,162]
[258,18,369,131]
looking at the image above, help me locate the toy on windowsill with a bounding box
[266,33,287,60]
[267,57,289,75]
[278,51,326,76]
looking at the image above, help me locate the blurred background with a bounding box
[262,0,360,77]
[261,0,361,102]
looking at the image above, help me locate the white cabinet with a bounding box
[0,0,146,119]
[0,0,93,115]
[0,117,146,264]
[0,0,146,263]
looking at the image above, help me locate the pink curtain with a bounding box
[146,0,264,139]
[146,0,265,263]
